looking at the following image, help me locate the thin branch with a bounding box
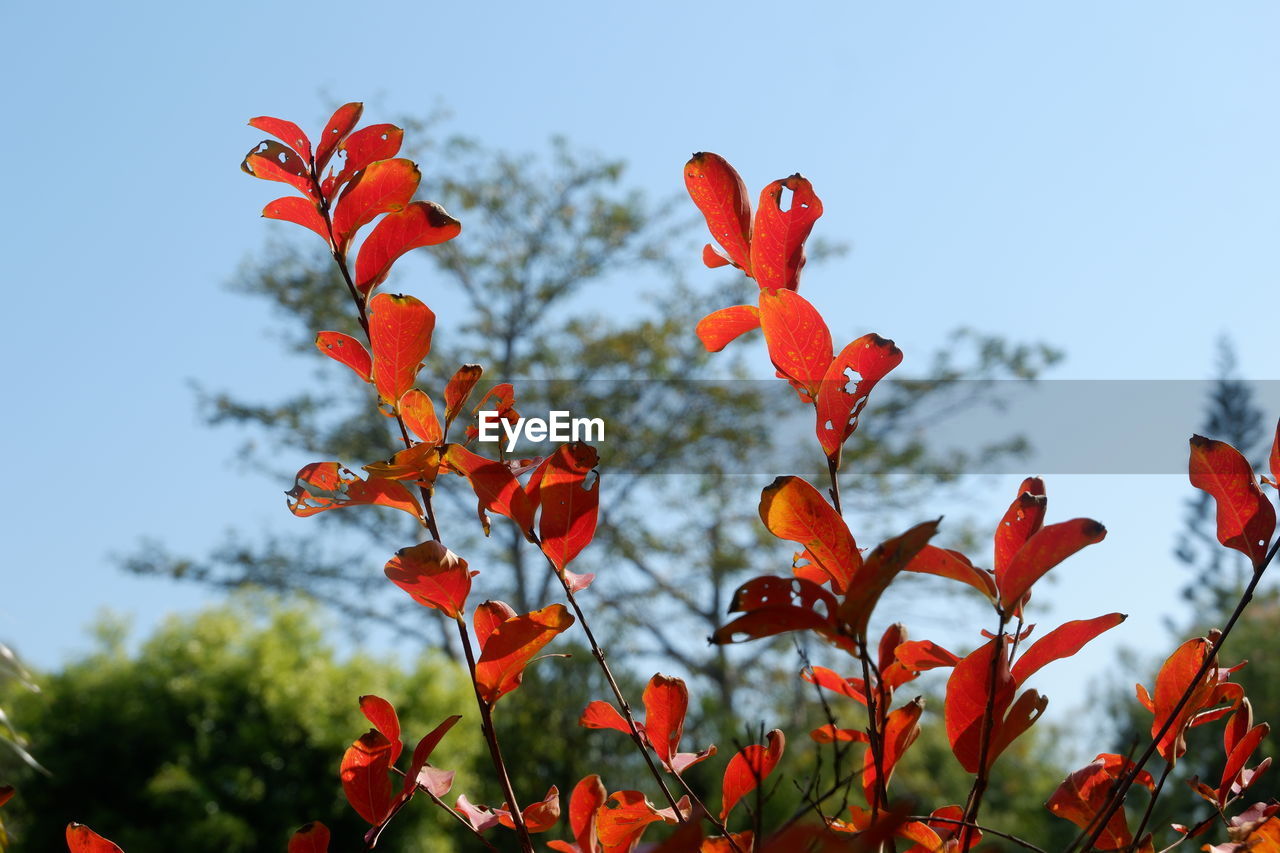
[909,816,1048,853]
[1128,760,1173,853]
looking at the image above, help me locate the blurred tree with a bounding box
[0,600,479,853]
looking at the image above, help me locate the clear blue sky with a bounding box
[4,2,1279,735]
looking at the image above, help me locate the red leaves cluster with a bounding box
[580,674,716,774]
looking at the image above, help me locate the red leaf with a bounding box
[1189,434,1276,567]
[695,305,761,353]
[1219,720,1269,804]
[810,725,869,744]
[862,697,923,805]
[287,822,330,853]
[944,638,1015,773]
[264,196,330,243]
[1270,419,1280,489]
[241,140,317,200]
[444,365,484,430]
[759,289,832,400]
[720,730,785,820]
[340,730,394,825]
[401,714,462,799]
[814,334,903,459]
[474,604,575,704]
[249,116,312,162]
[997,518,1107,611]
[579,700,634,734]
[750,175,822,291]
[801,666,867,704]
[331,158,421,251]
[986,688,1049,765]
[759,476,860,593]
[330,123,405,197]
[1150,636,1219,763]
[399,389,442,444]
[597,790,670,850]
[474,600,517,652]
[904,545,997,602]
[384,541,473,619]
[355,201,461,293]
[497,786,561,834]
[443,444,536,535]
[559,774,606,853]
[65,824,124,853]
[315,102,363,173]
[537,443,601,571]
[358,694,403,765]
[315,331,372,383]
[286,461,422,521]
[643,674,688,767]
[362,443,441,484]
[994,478,1047,576]
[1047,755,1154,850]
[368,293,435,408]
[684,152,753,272]
[711,576,842,648]
[1012,613,1127,685]
[839,520,939,637]
[702,244,732,268]
[895,639,961,673]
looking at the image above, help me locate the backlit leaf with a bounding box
[944,637,1015,773]
[315,102,362,173]
[696,305,760,353]
[332,158,421,251]
[340,730,394,825]
[814,334,903,459]
[474,600,517,652]
[1011,613,1126,685]
[895,639,961,673]
[384,541,473,619]
[801,666,866,704]
[537,443,600,572]
[1150,636,1218,763]
[998,518,1107,612]
[759,475,860,593]
[361,443,441,483]
[249,115,312,162]
[358,694,403,764]
[684,152,752,272]
[904,545,997,601]
[497,787,561,833]
[287,822,330,853]
[597,791,669,850]
[759,288,832,400]
[643,674,688,767]
[579,700,633,735]
[286,461,422,521]
[330,123,405,196]
[862,697,923,805]
[1046,754,1154,850]
[264,196,330,243]
[994,478,1047,576]
[712,576,842,648]
[444,365,484,430]
[399,389,443,444]
[241,140,317,199]
[401,715,462,799]
[315,331,372,383]
[839,520,939,637]
[355,201,461,293]
[720,730,785,820]
[65,824,124,853]
[474,604,575,704]
[554,774,606,853]
[443,444,536,534]
[369,292,435,408]
[1189,434,1276,567]
[750,174,822,291]
[702,244,732,268]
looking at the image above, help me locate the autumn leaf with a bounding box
[712,576,842,648]
[814,333,903,459]
[286,461,422,521]
[801,666,867,704]
[474,600,518,651]
[720,729,785,820]
[384,541,474,619]
[695,305,761,353]
[287,822,330,853]
[444,365,484,430]
[329,123,405,197]
[904,545,997,602]
[994,478,1046,575]
[358,694,403,764]
[643,674,688,768]
[249,115,312,162]
[944,637,1015,773]
[398,389,443,444]
[443,444,536,535]
[315,331,372,383]
[340,730,394,825]
[759,288,832,400]
[474,604,575,704]
[65,824,124,853]
[838,520,939,638]
[1010,613,1126,685]
[331,158,421,251]
[596,790,688,850]
[861,697,923,805]
[579,699,633,734]
[497,787,561,833]
[368,292,435,408]
[759,476,860,593]
[536,443,601,572]
[361,443,441,484]
[1189,434,1276,567]
[1046,754,1155,850]
[242,139,317,200]
[355,201,461,293]
[750,175,822,291]
[684,152,753,272]
[264,196,330,243]
[997,518,1107,612]
[315,102,363,173]
[547,774,606,853]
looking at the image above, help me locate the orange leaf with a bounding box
[1189,434,1276,567]
[759,288,832,400]
[986,688,1048,766]
[579,700,633,734]
[537,443,600,571]
[702,244,732,268]
[286,462,422,521]
[711,576,842,648]
[315,331,372,383]
[759,476,860,593]
[862,697,923,805]
[330,123,405,197]
[696,305,761,353]
[904,545,997,602]
[241,140,317,199]
[720,730,785,820]
[1150,636,1219,763]
[264,196,329,243]
[1011,613,1126,685]
[944,637,1015,773]
[684,152,752,272]
[997,518,1107,612]
[355,201,461,293]
[443,444,536,535]
[368,293,435,408]
[384,542,473,619]
[1047,754,1154,850]
[814,333,903,459]
[315,102,363,173]
[555,774,606,853]
[750,175,822,291]
[398,389,443,444]
[340,730,394,825]
[994,478,1047,576]
[498,787,561,833]
[895,639,961,673]
[400,714,462,800]
[358,694,403,765]
[809,725,869,744]
[287,822,330,853]
[444,365,484,430]
[474,600,517,652]
[597,790,670,850]
[474,604,575,704]
[361,443,441,484]
[331,158,420,251]
[65,824,124,853]
[249,115,312,162]
[1270,418,1280,489]
[839,520,939,637]
[801,666,867,704]
[643,674,688,767]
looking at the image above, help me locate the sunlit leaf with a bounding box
[474,604,574,704]
[862,697,923,805]
[368,292,435,408]
[444,365,484,430]
[759,289,832,400]
[1046,754,1154,850]
[809,725,869,744]
[355,201,461,293]
[1011,613,1126,685]
[711,576,841,648]
[579,700,633,735]
[496,786,561,833]
[401,715,462,800]
[330,123,405,196]
[684,152,752,272]
[1150,636,1220,763]
[537,443,600,571]
[287,822,330,853]
[474,600,518,652]
[944,637,1015,773]
[895,639,960,674]
[814,334,903,459]
[315,331,372,383]
[286,461,422,521]
[384,541,474,619]
[720,729,785,820]
[903,545,997,602]
[399,389,443,444]
[702,244,732,268]
[801,666,866,704]
[249,115,312,162]
[242,139,317,199]
[597,790,670,850]
[332,158,421,251]
[315,102,363,173]
[750,175,822,291]
[65,824,124,853]
[443,444,536,535]
[695,305,760,353]
[264,196,330,243]
[358,694,403,765]
[997,518,1107,612]
[547,774,605,853]
[643,674,688,768]
[340,730,394,825]
[759,476,859,593]
[1189,434,1276,567]
[362,443,441,483]
[839,520,939,637]
[994,478,1046,575]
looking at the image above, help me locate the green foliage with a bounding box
[0,600,477,853]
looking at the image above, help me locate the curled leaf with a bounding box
[1189,434,1276,567]
[355,201,461,293]
[315,331,372,383]
[384,541,473,619]
[286,462,422,521]
[474,604,575,704]
[696,305,761,353]
[685,152,752,272]
[720,729,785,820]
[750,174,822,291]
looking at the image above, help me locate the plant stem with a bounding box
[960,612,1008,852]
[857,636,889,817]
[455,618,534,853]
